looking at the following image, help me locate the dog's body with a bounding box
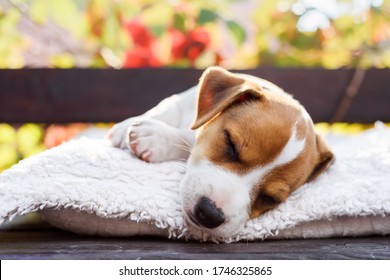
[108,67,334,238]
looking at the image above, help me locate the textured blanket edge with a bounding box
[1,125,390,242]
[38,208,390,241]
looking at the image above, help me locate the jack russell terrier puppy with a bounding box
[108,66,334,238]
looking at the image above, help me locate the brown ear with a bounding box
[191,66,263,129]
[307,134,335,182]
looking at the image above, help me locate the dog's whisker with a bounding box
[180,137,193,148]
[174,143,192,153]
[174,138,193,152]
[180,138,192,148]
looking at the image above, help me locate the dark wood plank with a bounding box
[0,68,201,124]
[1,68,389,124]
[0,231,389,260]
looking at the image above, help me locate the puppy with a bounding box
[108,66,334,238]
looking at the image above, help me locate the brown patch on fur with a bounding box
[249,121,335,218]
[192,90,304,175]
[190,66,335,220]
[307,134,335,182]
[191,66,264,130]
[249,126,317,218]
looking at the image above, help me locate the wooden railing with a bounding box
[0,68,389,124]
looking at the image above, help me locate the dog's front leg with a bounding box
[107,86,197,162]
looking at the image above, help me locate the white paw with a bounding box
[107,118,191,163]
[106,117,138,149]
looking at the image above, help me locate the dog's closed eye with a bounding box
[224,130,239,162]
[256,192,280,206]
[250,192,282,219]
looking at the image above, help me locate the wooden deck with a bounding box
[1,68,390,260]
[0,230,389,260]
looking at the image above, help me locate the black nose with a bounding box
[194,197,225,228]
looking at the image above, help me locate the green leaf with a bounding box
[174,13,186,33]
[141,3,172,26]
[150,25,165,38]
[198,9,219,25]
[102,11,121,49]
[226,20,246,45]
[168,59,191,68]
[49,0,87,37]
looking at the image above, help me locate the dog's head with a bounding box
[180,66,334,238]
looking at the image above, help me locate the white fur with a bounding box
[300,106,312,122]
[180,160,250,238]
[272,124,306,166]
[108,76,307,235]
[108,86,197,162]
[180,123,306,237]
[2,126,390,242]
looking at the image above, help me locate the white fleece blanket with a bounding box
[0,124,390,243]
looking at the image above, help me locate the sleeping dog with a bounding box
[108,66,334,238]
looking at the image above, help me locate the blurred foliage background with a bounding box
[1,0,390,69]
[0,0,390,171]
